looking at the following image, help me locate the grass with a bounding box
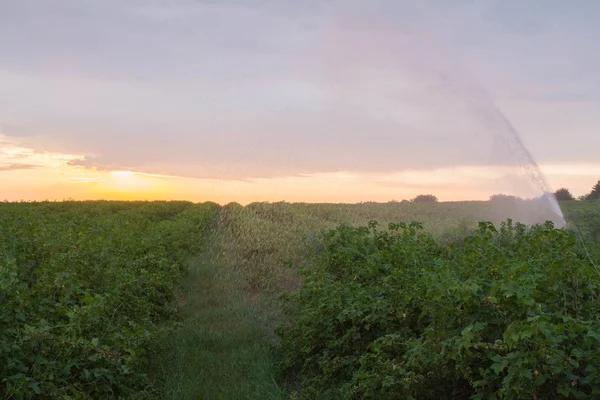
[151,220,286,400]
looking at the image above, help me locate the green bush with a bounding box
[411,194,438,203]
[566,200,600,245]
[277,220,600,399]
[0,201,219,399]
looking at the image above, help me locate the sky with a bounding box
[1,0,599,204]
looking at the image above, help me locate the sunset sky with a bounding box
[1,0,599,204]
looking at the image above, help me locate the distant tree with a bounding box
[411,194,438,203]
[583,180,600,200]
[489,194,522,203]
[553,188,575,201]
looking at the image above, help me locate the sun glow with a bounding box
[86,170,172,200]
[110,170,135,177]
[2,136,600,203]
[0,138,173,201]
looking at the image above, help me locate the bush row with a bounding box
[277,220,600,399]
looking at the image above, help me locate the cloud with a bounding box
[67,157,127,172]
[0,163,39,171]
[0,0,598,187]
[0,137,86,172]
[0,123,34,137]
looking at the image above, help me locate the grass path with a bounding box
[152,227,287,400]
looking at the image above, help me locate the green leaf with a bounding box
[491,360,508,375]
[29,382,41,395]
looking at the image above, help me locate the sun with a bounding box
[88,170,172,199]
[107,171,149,189]
[110,170,136,177]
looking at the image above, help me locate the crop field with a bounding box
[1,200,599,399]
[0,201,219,398]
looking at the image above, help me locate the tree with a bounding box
[489,194,522,203]
[583,180,600,200]
[553,188,575,201]
[411,194,438,203]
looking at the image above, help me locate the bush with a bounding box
[277,220,600,399]
[553,188,575,201]
[411,194,438,203]
[565,201,600,245]
[0,201,219,399]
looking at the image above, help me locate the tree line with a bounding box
[554,179,600,201]
[408,180,600,203]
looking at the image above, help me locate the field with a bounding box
[1,200,599,399]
